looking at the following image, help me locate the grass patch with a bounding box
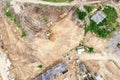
[76,9,87,20]
[38,4,46,8]
[6,10,22,28]
[43,18,48,23]
[6,11,26,37]
[4,1,11,11]
[5,2,27,37]
[85,19,115,38]
[21,30,27,37]
[83,5,119,38]
[43,0,72,2]
[103,6,118,23]
[6,10,14,19]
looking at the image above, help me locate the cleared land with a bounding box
[0,0,120,80]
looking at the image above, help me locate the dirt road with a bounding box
[13,0,102,6]
[79,52,120,68]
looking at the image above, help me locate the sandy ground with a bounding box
[1,7,119,80]
[0,0,120,80]
[106,29,120,56]
[84,32,106,52]
[0,13,84,79]
[30,16,84,77]
[13,0,102,7]
[84,60,120,80]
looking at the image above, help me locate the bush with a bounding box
[38,65,43,68]
[88,47,94,53]
[76,9,87,20]
[117,44,120,48]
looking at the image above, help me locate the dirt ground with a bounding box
[84,60,120,80]
[10,3,72,42]
[0,1,120,80]
[0,10,84,79]
[83,32,106,52]
[0,75,2,80]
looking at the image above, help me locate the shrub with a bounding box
[38,65,43,68]
[117,44,120,48]
[76,9,87,20]
[88,47,94,53]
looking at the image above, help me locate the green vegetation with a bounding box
[6,10,21,28]
[5,2,27,37]
[43,18,48,23]
[74,41,94,53]
[88,47,94,53]
[117,44,120,48]
[38,4,46,8]
[5,2,11,11]
[38,65,43,68]
[43,0,72,2]
[85,20,115,38]
[6,10,14,20]
[83,5,119,38]
[103,6,118,23]
[21,30,27,37]
[76,9,87,20]
[84,5,94,13]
